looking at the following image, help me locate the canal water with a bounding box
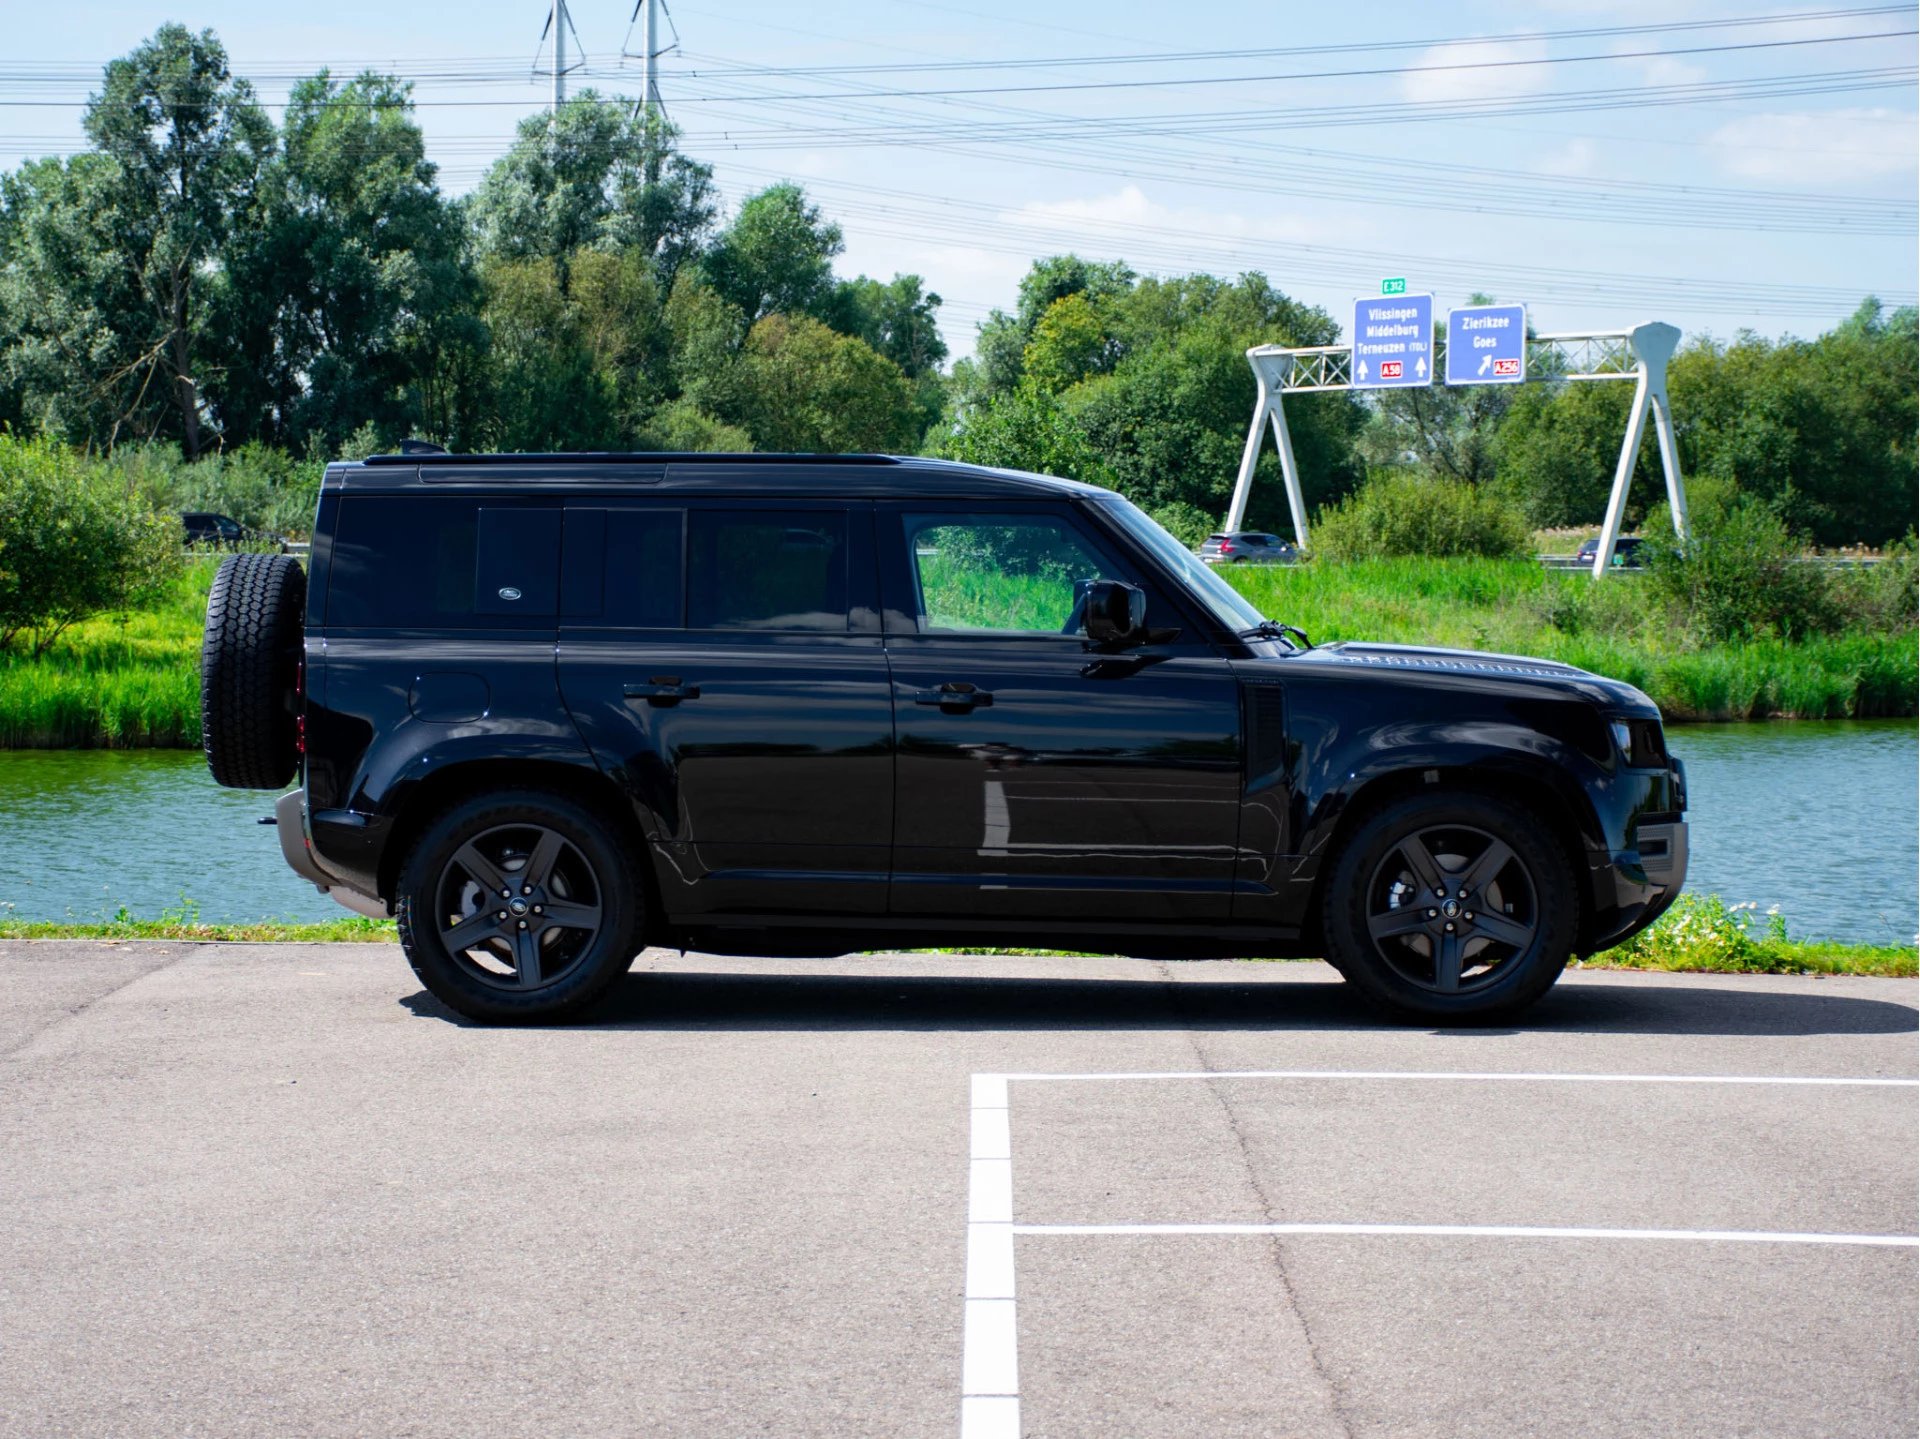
[0,720,1914,944]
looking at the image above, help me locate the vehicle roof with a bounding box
[323,451,1112,501]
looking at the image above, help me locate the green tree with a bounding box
[1,28,273,456]
[1023,294,1117,393]
[211,71,481,451]
[728,314,918,453]
[469,95,715,282]
[478,256,617,451]
[966,255,1138,398]
[1667,302,1918,546]
[663,271,749,417]
[830,273,947,377]
[0,153,137,446]
[1493,380,1639,529]
[83,25,274,456]
[702,183,843,324]
[930,381,1116,486]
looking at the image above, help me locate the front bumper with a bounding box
[1585,816,1688,951]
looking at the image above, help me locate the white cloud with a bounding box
[1706,108,1920,184]
[1400,39,1551,104]
[1539,138,1602,177]
[998,183,1341,248]
[1623,50,1709,88]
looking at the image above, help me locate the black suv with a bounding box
[200,452,1687,1024]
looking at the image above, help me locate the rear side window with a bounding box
[326,496,559,627]
[687,511,849,631]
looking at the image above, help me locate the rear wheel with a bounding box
[1322,793,1576,1023]
[395,790,644,1023]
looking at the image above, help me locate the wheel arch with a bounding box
[375,758,662,931]
[1299,760,1597,951]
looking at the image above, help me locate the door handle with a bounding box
[913,682,993,710]
[624,677,701,705]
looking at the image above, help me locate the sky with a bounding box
[4,0,1916,361]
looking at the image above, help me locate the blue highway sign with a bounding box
[1446,303,1527,386]
[1351,293,1433,388]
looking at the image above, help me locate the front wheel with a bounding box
[395,790,645,1024]
[1322,793,1576,1023]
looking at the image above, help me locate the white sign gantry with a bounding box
[1223,319,1690,578]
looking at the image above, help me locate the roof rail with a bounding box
[359,450,903,468]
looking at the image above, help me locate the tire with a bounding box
[395,789,645,1024]
[200,553,306,789]
[1322,792,1576,1024]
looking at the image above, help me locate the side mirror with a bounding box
[1080,579,1147,648]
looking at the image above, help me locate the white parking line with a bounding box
[958,1067,1920,1436]
[961,1074,1019,1438]
[1000,1069,1920,1086]
[1016,1223,1919,1247]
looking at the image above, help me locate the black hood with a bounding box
[1284,640,1662,716]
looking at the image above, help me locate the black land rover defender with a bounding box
[201,451,1687,1024]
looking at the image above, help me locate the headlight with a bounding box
[1610,718,1668,767]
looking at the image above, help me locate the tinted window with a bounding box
[604,508,683,628]
[327,496,559,628]
[687,510,848,631]
[904,512,1123,634]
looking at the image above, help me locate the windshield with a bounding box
[1095,495,1268,632]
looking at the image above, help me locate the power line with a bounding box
[658,6,1915,78]
[642,27,1920,103]
[652,69,1918,145]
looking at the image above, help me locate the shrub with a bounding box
[1310,471,1531,561]
[1642,492,1835,642]
[1607,894,1789,971]
[0,435,180,653]
[1830,533,1918,634]
[107,440,323,539]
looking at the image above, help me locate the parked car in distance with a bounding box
[198,450,1687,1028]
[181,511,289,552]
[1575,534,1645,567]
[1200,531,1296,564]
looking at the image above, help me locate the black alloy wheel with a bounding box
[433,823,604,992]
[396,790,644,1023]
[1323,793,1576,1022]
[1364,823,1539,995]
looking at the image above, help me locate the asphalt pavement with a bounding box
[2,941,1914,1438]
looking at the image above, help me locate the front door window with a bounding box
[904,514,1124,635]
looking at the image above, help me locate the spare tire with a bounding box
[201,553,306,790]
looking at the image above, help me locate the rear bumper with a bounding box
[276,790,390,919]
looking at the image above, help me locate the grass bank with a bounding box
[1220,558,1916,721]
[0,561,209,747]
[2,893,1909,977]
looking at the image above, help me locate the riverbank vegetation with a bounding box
[0,531,1909,749]
[0,550,205,747]
[1227,541,1917,722]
